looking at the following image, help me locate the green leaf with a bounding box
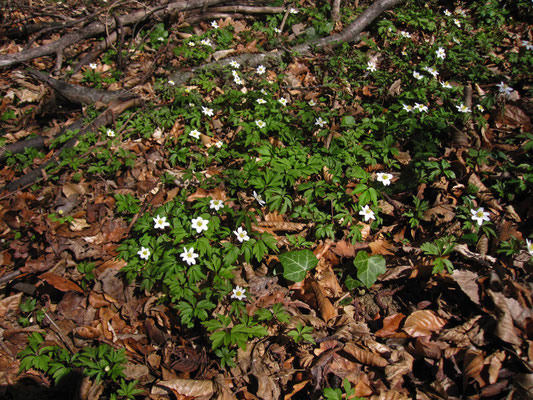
[353,252,386,288]
[279,250,318,282]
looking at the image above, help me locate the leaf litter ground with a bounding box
[0,0,532,399]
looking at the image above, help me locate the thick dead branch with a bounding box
[0,0,226,69]
[169,0,404,85]
[1,97,142,193]
[332,0,341,22]
[27,69,133,105]
[0,120,85,162]
[208,5,285,13]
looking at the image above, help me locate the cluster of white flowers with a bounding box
[211,21,219,29]
[168,79,175,86]
[200,38,212,47]
[367,61,377,72]
[423,66,439,79]
[278,98,288,106]
[256,98,267,105]
[232,69,243,85]
[256,65,266,75]
[255,120,266,129]
[107,129,115,137]
[413,71,423,80]
[522,40,533,51]
[436,47,446,60]
[440,81,453,89]
[231,286,246,300]
[399,31,411,38]
[403,103,427,113]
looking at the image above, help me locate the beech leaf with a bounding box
[280,250,318,282]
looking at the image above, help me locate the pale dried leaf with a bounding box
[384,349,414,389]
[403,310,447,337]
[342,343,388,367]
[0,292,23,318]
[213,49,235,61]
[152,378,214,397]
[494,104,531,129]
[452,269,480,304]
[69,218,91,232]
[468,174,503,212]
[388,79,402,96]
[488,290,522,346]
[369,390,410,400]
[486,350,505,384]
[369,239,394,255]
[463,349,485,388]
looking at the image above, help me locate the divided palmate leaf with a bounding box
[280,250,318,282]
[353,251,386,288]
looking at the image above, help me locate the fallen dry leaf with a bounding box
[39,272,84,293]
[342,342,388,367]
[152,378,214,397]
[452,269,480,304]
[403,310,447,337]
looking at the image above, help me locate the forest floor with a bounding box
[0,0,532,399]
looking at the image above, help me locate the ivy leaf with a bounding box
[280,250,318,282]
[353,252,386,288]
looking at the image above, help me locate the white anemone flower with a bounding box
[209,199,224,211]
[153,215,170,229]
[137,247,150,260]
[191,216,209,233]
[470,208,490,226]
[359,205,375,222]
[376,172,393,186]
[233,226,250,242]
[231,286,246,300]
[180,247,199,265]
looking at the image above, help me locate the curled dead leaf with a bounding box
[468,174,503,212]
[403,310,447,337]
[342,342,388,367]
[307,280,337,322]
[152,378,214,397]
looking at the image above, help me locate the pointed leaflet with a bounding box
[353,251,386,288]
[280,250,318,282]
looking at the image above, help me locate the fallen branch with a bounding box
[27,68,134,105]
[1,97,142,193]
[169,0,404,84]
[0,0,226,69]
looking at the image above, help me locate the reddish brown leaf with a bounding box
[403,310,447,337]
[39,272,83,293]
[307,280,337,322]
[375,313,405,337]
